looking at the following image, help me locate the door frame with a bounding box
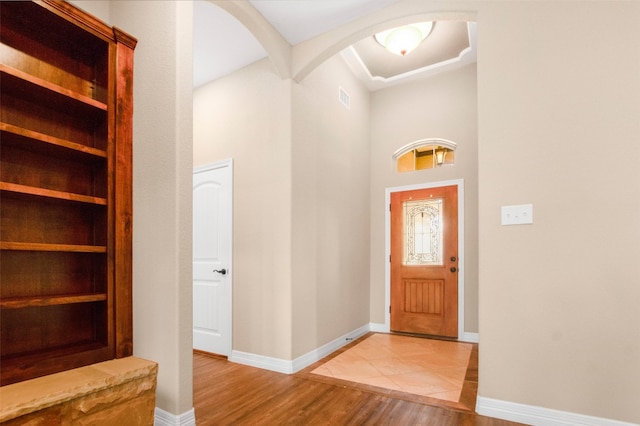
[384,179,467,340]
[193,158,233,355]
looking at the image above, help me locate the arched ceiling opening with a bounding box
[194,0,476,90]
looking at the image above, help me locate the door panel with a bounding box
[193,163,232,355]
[390,185,458,337]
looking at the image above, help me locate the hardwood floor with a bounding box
[193,335,523,425]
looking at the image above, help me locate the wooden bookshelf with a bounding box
[0,0,136,386]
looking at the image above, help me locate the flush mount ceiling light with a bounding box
[374,22,434,56]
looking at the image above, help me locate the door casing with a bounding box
[383,179,466,340]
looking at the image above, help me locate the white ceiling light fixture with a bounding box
[374,22,434,57]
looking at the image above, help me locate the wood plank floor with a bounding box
[193,335,524,425]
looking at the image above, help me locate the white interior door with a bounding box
[193,160,232,355]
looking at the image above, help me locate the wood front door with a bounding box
[193,162,232,356]
[390,185,458,338]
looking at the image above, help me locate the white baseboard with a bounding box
[229,350,294,374]
[154,407,196,426]
[460,332,479,343]
[476,396,637,426]
[369,322,389,333]
[229,324,371,374]
[291,323,370,373]
[228,325,478,375]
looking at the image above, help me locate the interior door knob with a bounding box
[450,267,457,273]
[213,268,227,275]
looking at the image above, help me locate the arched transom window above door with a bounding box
[393,138,457,172]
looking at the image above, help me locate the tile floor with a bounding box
[310,333,472,402]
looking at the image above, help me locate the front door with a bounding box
[193,161,232,355]
[390,185,458,338]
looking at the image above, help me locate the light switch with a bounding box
[501,204,533,225]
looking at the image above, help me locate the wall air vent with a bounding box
[338,86,350,110]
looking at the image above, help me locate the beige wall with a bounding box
[194,53,371,359]
[193,1,640,422]
[477,2,640,422]
[291,54,371,357]
[194,59,294,359]
[72,0,640,423]
[68,0,109,22]
[369,64,478,332]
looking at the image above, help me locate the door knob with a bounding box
[213,268,227,275]
[450,267,457,273]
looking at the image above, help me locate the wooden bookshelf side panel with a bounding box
[113,36,135,359]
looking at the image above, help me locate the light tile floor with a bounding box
[311,333,472,402]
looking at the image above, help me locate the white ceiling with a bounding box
[193,0,476,90]
[248,0,398,45]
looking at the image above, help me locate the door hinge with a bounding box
[389,305,391,313]
[389,203,391,212]
[389,254,391,262]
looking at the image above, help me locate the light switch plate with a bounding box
[501,204,533,225]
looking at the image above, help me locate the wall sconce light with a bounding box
[374,22,434,56]
[393,138,457,173]
[435,147,447,165]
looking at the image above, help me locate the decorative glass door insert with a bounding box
[403,198,443,265]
